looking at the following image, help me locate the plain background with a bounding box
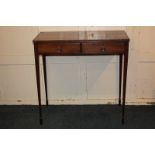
[0,26,155,105]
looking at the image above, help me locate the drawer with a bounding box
[37,42,80,55]
[82,41,125,55]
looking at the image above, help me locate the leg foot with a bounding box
[46,100,49,107]
[119,99,121,106]
[122,118,124,125]
[40,118,43,125]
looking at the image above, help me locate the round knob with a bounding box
[100,47,106,52]
[57,48,63,53]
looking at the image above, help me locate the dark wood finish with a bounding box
[82,41,125,55]
[33,31,129,125]
[33,31,129,42]
[122,42,129,124]
[38,42,80,55]
[42,56,48,106]
[34,44,43,125]
[119,54,123,106]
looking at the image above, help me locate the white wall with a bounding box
[0,26,155,105]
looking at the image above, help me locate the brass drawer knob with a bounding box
[57,48,63,52]
[100,47,106,52]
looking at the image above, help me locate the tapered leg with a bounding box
[122,52,128,124]
[119,54,123,106]
[35,53,43,125]
[42,56,49,106]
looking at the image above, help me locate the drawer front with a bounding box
[82,41,125,55]
[37,42,80,55]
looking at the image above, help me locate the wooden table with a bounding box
[33,31,129,125]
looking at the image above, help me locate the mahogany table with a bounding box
[33,31,129,125]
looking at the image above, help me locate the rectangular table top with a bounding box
[33,31,129,42]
